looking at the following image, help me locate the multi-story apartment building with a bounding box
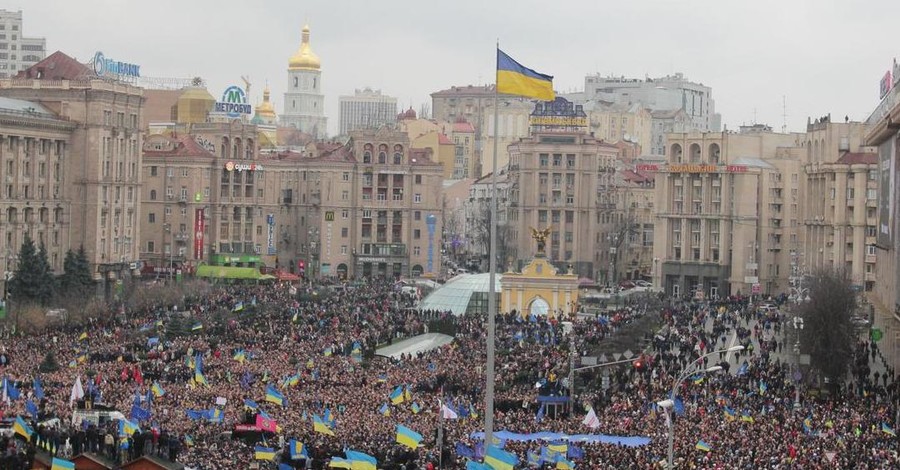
[584,102,652,152]
[465,169,510,269]
[431,85,493,175]
[338,88,397,135]
[652,127,805,299]
[0,10,45,79]
[584,73,720,132]
[399,116,477,180]
[141,122,270,273]
[276,128,444,279]
[650,109,689,156]
[0,96,76,295]
[1,52,144,285]
[801,118,877,290]
[865,61,900,370]
[281,25,327,138]
[504,98,621,279]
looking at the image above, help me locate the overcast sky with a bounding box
[11,0,900,136]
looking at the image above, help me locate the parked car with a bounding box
[618,280,636,290]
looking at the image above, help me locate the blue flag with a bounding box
[131,404,151,421]
[673,397,685,416]
[25,399,38,418]
[32,378,44,400]
[455,442,475,458]
[535,403,545,423]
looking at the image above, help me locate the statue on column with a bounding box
[530,226,552,256]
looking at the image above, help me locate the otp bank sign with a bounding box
[215,85,253,118]
[224,161,263,172]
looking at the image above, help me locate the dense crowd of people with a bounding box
[0,279,896,469]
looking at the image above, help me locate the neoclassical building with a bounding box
[281,25,327,138]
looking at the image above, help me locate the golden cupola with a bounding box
[288,25,321,70]
[255,85,277,121]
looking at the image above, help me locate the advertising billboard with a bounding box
[877,139,894,248]
[193,209,205,259]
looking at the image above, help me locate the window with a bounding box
[181,168,188,177]
[150,189,157,200]
[414,211,421,221]
[867,189,877,200]
[847,188,854,200]
[149,213,156,223]
[164,207,172,216]
[413,246,421,256]
[867,245,876,256]
[413,229,421,240]
[342,172,350,181]
[341,245,348,255]
[147,241,155,253]
[150,166,157,177]
[539,210,547,223]
[166,167,174,177]
[341,190,349,201]
[414,193,422,203]
[415,175,422,185]
[539,154,549,166]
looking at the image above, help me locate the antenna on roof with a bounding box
[781,96,788,133]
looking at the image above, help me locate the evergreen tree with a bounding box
[39,350,60,373]
[59,246,94,298]
[799,268,856,385]
[35,241,55,305]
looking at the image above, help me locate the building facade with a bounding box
[584,73,720,132]
[801,118,877,290]
[652,129,805,299]
[504,98,622,279]
[281,25,327,138]
[0,96,76,295]
[338,88,397,135]
[1,54,144,283]
[0,10,45,79]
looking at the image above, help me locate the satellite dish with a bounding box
[623,133,632,142]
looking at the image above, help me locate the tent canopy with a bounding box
[195,265,274,280]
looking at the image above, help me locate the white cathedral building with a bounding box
[281,25,327,138]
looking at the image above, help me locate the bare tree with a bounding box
[471,199,511,272]
[442,197,465,263]
[606,212,640,283]
[798,268,857,386]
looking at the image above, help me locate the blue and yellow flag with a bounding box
[151,382,165,397]
[254,445,275,460]
[723,406,737,421]
[289,439,309,460]
[556,459,576,469]
[313,414,335,436]
[329,457,352,469]
[51,457,75,470]
[390,386,405,404]
[741,411,755,423]
[411,402,420,414]
[396,424,423,449]
[496,49,554,101]
[882,422,896,436]
[695,440,711,452]
[484,445,518,470]
[345,450,377,470]
[379,403,391,416]
[265,384,285,406]
[13,416,33,439]
[233,349,246,363]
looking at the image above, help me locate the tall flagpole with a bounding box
[484,41,500,451]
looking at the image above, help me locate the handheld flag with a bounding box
[151,382,165,398]
[50,457,75,470]
[313,414,335,436]
[345,450,377,470]
[265,384,285,406]
[695,440,711,452]
[536,403,545,423]
[33,378,44,400]
[396,424,423,449]
[244,399,259,410]
[441,402,459,420]
[233,349,246,363]
[329,457,352,469]
[389,386,405,404]
[289,439,309,460]
[254,445,275,460]
[740,411,755,423]
[582,407,600,429]
[723,406,737,421]
[410,402,421,414]
[882,422,896,437]
[379,403,391,416]
[556,459,576,469]
[25,400,38,419]
[484,445,518,470]
[496,49,555,101]
[13,416,33,439]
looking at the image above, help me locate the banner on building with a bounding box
[877,139,894,248]
[266,214,276,255]
[194,209,205,259]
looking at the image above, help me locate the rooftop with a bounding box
[836,151,877,165]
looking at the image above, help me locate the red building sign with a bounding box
[194,208,205,259]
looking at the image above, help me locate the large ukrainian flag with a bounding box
[496,49,554,101]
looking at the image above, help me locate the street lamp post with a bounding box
[658,345,744,469]
[788,274,809,408]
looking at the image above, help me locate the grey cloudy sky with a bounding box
[12,0,900,136]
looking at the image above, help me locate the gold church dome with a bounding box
[256,85,276,119]
[288,25,321,70]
